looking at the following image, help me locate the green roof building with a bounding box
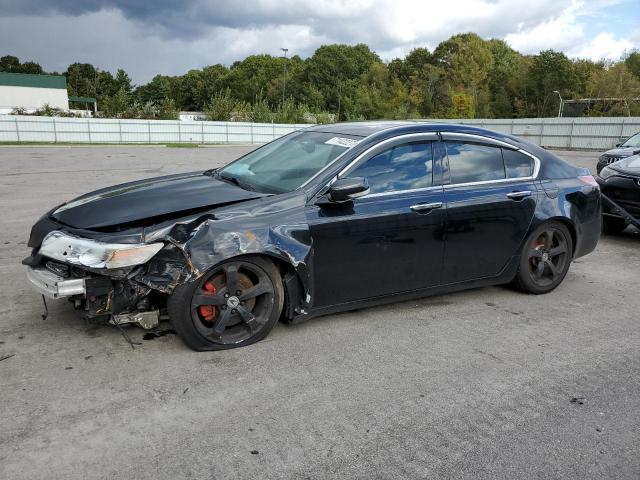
[0,72,70,114]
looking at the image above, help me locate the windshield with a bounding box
[622,133,640,148]
[218,131,361,193]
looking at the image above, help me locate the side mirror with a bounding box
[328,177,370,202]
[615,143,622,147]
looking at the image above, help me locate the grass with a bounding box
[164,143,200,148]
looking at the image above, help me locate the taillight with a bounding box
[578,175,599,188]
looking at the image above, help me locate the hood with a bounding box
[51,171,268,230]
[603,147,640,158]
[609,154,640,176]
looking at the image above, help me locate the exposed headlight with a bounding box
[39,231,163,269]
[598,166,616,180]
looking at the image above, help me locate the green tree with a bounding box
[0,55,21,72]
[305,44,380,118]
[528,50,577,116]
[624,51,640,79]
[449,92,475,118]
[586,62,640,116]
[100,87,130,118]
[433,33,493,117]
[114,69,133,94]
[204,89,236,121]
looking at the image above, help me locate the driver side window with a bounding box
[346,141,433,194]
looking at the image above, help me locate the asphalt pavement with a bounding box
[0,145,638,479]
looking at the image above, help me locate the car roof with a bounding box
[305,120,509,139]
[306,121,416,136]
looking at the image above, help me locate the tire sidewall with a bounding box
[515,221,573,294]
[168,256,284,351]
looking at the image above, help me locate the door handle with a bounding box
[506,190,532,200]
[410,202,443,213]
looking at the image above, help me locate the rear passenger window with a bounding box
[445,142,505,184]
[503,149,534,178]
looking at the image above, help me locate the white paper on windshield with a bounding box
[325,137,360,148]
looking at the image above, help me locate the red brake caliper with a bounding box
[199,281,217,322]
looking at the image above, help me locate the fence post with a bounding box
[619,118,626,145]
[177,120,181,144]
[87,118,92,144]
[14,116,20,142]
[148,120,152,144]
[118,119,123,143]
[225,123,229,144]
[52,116,57,143]
[510,119,515,135]
[539,118,545,147]
[201,121,204,144]
[250,123,254,144]
[272,121,275,141]
[569,118,576,149]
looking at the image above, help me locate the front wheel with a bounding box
[168,256,284,351]
[511,221,573,294]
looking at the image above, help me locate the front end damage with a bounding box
[23,207,312,330]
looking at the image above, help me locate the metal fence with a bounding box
[1,115,640,150]
[0,115,309,144]
[430,117,640,150]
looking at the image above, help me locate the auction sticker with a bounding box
[325,137,360,148]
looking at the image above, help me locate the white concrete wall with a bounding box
[0,85,69,112]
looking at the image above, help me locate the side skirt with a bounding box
[290,255,520,324]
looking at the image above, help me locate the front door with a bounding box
[307,138,446,307]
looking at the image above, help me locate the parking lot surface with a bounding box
[0,146,638,479]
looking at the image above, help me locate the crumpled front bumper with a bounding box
[26,267,86,299]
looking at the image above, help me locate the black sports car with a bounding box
[597,154,640,234]
[23,122,602,351]
[596,132,640,174]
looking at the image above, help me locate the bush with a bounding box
[204,89,235,121]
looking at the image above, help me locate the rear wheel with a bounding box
[512,221,573,294]
[602,216,627,235]
[168,256,284,351]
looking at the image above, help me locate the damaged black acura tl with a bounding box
[24,122,602,351]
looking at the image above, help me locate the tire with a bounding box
[511,221,573,295]
[168,255,284,351]
[602,216,627,235]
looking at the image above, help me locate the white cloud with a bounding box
[0,0,637,82]
[504,1,585,53]
[570,32,634,60]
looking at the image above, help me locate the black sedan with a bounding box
[23,122,602,351]
[597,155,640,233]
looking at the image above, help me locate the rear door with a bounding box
[440,133,539,283]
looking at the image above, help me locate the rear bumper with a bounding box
[26,267,86,299]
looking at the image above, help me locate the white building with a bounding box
[0,72,70,114]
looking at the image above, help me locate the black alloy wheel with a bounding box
[168,256,284,351]
[512,221,573,294]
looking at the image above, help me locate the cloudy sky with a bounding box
[1,0,638,83]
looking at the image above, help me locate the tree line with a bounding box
[3,33,640,121]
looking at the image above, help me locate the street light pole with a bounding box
[280,48,289,108]
[553,90,564,118]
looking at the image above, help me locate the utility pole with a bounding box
[281,48,288,108]
[553,90,564,117]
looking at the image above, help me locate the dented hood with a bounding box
[51,171,267,230]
